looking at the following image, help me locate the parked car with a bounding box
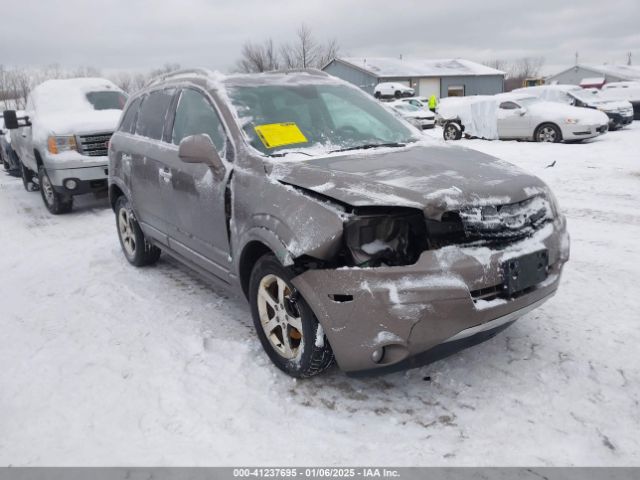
[374,82,414,99]
[1,115,21,176]
[600,81,640,120]
[513,85,634,130]
[3,78,127,214]
[439,93,609,143]
[109,68,569,378]
[389,102,435,129]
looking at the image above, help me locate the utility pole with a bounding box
[627,52,632,66]
[575,51,579,66]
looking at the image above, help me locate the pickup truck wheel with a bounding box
[38,167,72,214]
[249,254,334,378]
[535,123,561,143]
[443,121,463,141]
[115,196,161,267]
[21,163,39,192]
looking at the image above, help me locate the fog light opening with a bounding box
[328,294,353,303]
[64,179,78,190]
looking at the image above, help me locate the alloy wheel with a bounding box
[538,126,557,143]
[118,208,136,257]
[41,173,55,205]
[257,274,303,360]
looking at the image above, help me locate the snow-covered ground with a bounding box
[1,124,639,466]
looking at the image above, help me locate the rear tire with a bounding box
[115,195,161,267]
[39,166,73,214]
[249,253,334,378]
[535,123,561,143]
[443,121,463,141]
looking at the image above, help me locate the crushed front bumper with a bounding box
[291,219,570,374]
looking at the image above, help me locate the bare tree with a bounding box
[482,59,508,72]
[240,24,339,72]
[236,39,280,73]
[317,38,339,69]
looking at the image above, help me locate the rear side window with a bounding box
[135,89,175,140]
[119,97,142,134]
[172,89,226,151]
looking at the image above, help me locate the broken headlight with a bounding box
[343,210,427,267]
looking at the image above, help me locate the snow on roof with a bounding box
[333,57,505,78]
[579,77,605,86]
[551,64,640,81]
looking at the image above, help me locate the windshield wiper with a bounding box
[268,151,313,157]
[329,142,406,153]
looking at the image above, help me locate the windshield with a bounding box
[86,91,128,110]
[227,83,419,156]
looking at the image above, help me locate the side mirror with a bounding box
[2,110,19,129]
[2,110,31,129]
[518,107,527,116]
[178,134,226,180]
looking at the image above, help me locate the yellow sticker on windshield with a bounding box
[254,123,308,149]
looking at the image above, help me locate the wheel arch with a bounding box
[238,240,275,299]
[534,122,563,141]
[109,183,125,211]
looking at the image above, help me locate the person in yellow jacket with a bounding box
[428,94,438,112]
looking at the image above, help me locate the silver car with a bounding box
[440,93,610,143]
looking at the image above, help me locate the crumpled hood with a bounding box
[36,109,122,139]
[270,144,549,219]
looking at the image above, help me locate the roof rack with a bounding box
[145,68,215,88]
[267,68,329,77]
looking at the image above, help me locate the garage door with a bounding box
[418,78,440,98]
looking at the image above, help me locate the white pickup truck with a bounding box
[3,78,127,214]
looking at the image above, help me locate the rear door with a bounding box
[129,88,177,240]
[162,87,232,281]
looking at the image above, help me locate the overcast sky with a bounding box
[1,0,638,75]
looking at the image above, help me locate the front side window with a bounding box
[499,101,519,110]
[172,89,226,152]
[135,89,175,140]
[86,91,127,110]
[227,83,418,156]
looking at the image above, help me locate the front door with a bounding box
[497,101,530,138]
[163,87,232,281]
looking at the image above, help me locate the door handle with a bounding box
[159,168,172,183]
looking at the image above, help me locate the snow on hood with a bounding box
[528,101,610,123]
[35,110,122,140]
[271,144,547,219]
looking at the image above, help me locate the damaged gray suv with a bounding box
[108,68,570,377]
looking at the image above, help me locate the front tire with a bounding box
[39,167,73,214]
[374,91,381,99]
[249,254,334,378]
[394,90,402,98]
[21,162,38,191]
[115,196,161,267]
[535,123,561,143]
